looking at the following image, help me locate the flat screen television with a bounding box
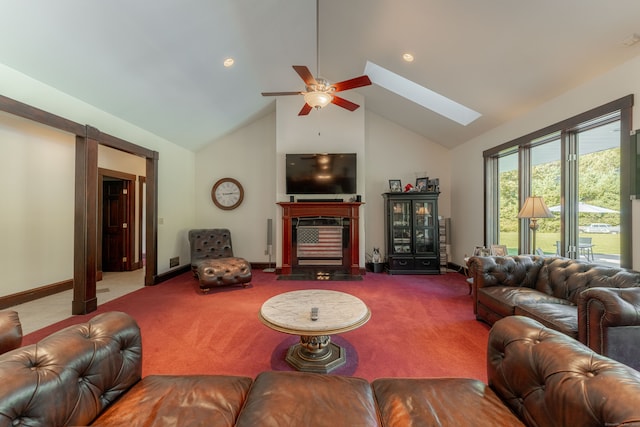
[286,153,357,195]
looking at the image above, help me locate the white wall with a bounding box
[451,54,640,270]
[194,111,277,261]
[0,113,75,296]
[0,63,197,299]
[99,145,146,176]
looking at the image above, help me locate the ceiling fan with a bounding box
[261,1,371,116]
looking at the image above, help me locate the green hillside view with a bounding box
[499,147,620,257]
[499,147,620,233]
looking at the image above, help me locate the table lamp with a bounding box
[517,196,553,253]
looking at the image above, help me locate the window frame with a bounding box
[483,95,634,267]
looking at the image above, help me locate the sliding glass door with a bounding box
[576,120,621,266]
[484,96,632,266]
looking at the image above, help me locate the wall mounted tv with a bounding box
[286,153,357,195]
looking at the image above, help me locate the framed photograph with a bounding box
[490,244,508,256]
[415,177,428,192]
[473,246,487,256]
[427,178,440,192]
[389,179,402,192]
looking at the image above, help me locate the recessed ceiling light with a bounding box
[223,58,235,67]
[402,53,414,62]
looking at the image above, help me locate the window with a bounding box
[496,150,518,255]
[483,96,633,267]
[530,136,561,256]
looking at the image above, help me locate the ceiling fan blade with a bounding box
[332,96,360,111]
[332,75,372,92]
[298,103,313,116]
[293,65,318,87]
[261,91,301,96]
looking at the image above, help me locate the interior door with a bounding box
[102,180,128,271]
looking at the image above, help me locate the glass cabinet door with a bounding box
[392,201,411,254]
[414,201,435,253]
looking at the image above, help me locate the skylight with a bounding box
[364,61,481,126]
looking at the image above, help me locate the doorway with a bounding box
[99,169,138,276]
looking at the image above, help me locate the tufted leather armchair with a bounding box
[188,229,252,292]
[189,229,235,272]
[0,310,22,354]
[487,315,640,427]
[0,311,142,426]
[469,255,640,370]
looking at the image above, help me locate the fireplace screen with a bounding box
[296,224,343,264]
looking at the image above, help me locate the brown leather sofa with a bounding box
[469,255,640,370]
[188,228,252,292]
[2,311,640,426]
[0,310,22,355]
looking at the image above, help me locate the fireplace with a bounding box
[277,202,363,275]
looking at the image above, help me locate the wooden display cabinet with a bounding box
[383,192,440,274]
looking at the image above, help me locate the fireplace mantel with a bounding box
[277,202,363,275]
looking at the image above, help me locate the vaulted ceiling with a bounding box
[1,0,640,151]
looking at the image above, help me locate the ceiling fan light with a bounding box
[304,91,333,109]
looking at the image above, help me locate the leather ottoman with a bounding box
[196,257,252,292]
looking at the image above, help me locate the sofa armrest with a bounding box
[0,310,22,354]
[578,287,640,352]
[488,316,640,426]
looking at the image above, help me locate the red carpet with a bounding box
[24,271,490,382]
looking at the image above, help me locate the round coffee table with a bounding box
[259,289,371,373]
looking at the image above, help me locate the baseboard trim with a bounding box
[448,262,467,275]
[251,262,275,271]
[153,265,191,284]
[0,279,73,310]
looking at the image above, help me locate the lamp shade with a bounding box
[303,91,333,109]
[518,196,553,219]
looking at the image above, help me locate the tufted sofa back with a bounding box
[471,255,545,290]
[488,315,640,426]
[0,311,142,427]
[535,257,640,304]
[189,229,235,266]
[470,255,640,306]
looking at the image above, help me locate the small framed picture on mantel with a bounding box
[389,179,402,192]
[427,178,440,193]
[415,177,428,192]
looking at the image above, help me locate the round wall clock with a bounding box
[211,177,244,210]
